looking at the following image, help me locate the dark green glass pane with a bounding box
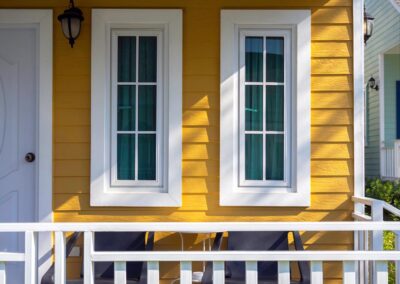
[118,37,136,82]
[245,134,263,180]
[138,86,156,131]
[265,86,284,131]
[117,86,136,131]
[245,37,263,82]
[139,37,157,82]
[117,134,135,180]
[138,134,156,180]
[265,134,284,180]
[245,85,263,131]
[266,37,284,83]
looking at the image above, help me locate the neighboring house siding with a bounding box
[365,0,400,177]
[1,0,354,281]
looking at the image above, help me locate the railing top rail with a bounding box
[353,196,400,217]
[91,250,400,262]
[0,221,399,232]
[0,252,25,262]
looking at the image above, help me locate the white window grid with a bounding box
[238,29,292,188]
[110,29,164,189]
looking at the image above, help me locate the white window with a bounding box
[91,9,182,207]
[220,10,311,206]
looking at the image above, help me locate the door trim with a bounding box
[0,9,53,282]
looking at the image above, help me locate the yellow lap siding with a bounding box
[311,126,352,142]
[312,58,352,75]
[312,92,353,109]
[312,42,353,58]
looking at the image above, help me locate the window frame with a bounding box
[220,10,311,206]
[110,30,163,189]
[239,29,292,188]
[91,9,182,207]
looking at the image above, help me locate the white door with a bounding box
[0,27,37,284]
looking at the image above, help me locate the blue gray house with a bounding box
[365,0,400,178]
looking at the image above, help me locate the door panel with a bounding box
[0,28,37,284]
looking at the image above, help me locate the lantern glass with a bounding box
[61,16,81,40]
[365,19,374,38]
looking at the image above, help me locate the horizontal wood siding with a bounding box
[0,0,354,281]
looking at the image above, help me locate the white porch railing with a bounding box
[381,141,400,179]
[1,205,400,283]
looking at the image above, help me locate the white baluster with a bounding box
[148,261,159,284]
[114,261,127,284]
[310,261,323,284]
[278,261,290,284]
[24,231,37,284]
[246,261,257,284]
[180,261,192,284]
[213,261,225,284]
[375,261,388,284]
[84,232,94,284]
[55,231,66,284]
[343,261,356,284]
[0,262,5,284]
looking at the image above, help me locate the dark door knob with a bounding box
[25,153,36,163]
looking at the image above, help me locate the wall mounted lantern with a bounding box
[58,0,84,48]
[364,6,374,44]
[368,77,379,91]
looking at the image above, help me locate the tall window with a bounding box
[240,31,291,187]
[91,9,182,207]
[220,10,310,206]
[111,31,162,187]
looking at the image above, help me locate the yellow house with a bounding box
[0,0,381,283]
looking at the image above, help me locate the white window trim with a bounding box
[91,9,182,207]
[238,29,292,189]
[220,10,311,206]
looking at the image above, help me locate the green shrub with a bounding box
[366,178,400,220]
[365,178,400,205]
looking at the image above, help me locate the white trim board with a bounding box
[353,0,365,203]
[379,53,385,176]
[0,9,53,283]
[219,10,311,206]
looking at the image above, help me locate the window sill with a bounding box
[90,190,181,207]
[220,190,310,207]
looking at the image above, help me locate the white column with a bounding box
[24,231,37,284]
[0,262,5,284]
[84,232,94,284]
[148,261,159,284]
[310,261,323,284]
[278,261,290,284]
[55,232,66,284]
[343,261,356,284]
[375,261,388,284]
[372,200,384,284]
[213,261,225,284]
[395,231,400,284]
[180,261,192,284]
[114,261,127,284]
[246,261,257,284]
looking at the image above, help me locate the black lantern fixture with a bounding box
[58,0,84,48]
[368,77,379,91]
[364,6,374,44]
